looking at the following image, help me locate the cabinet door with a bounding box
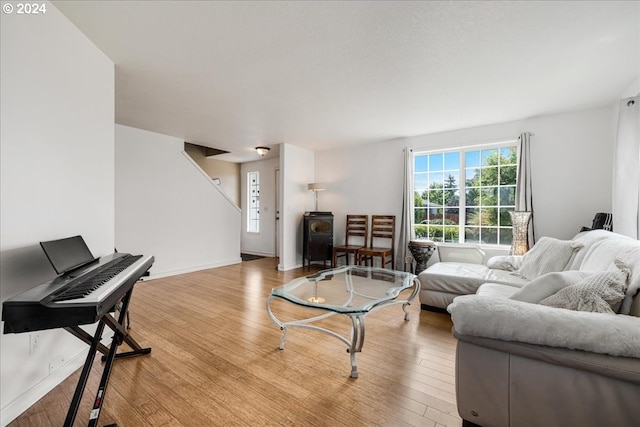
[308,234,332,260]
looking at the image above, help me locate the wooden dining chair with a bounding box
[332,215,368,267]
[357,215,396,269]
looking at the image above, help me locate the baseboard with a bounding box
[1,349,88,427]
[278,262,303,271]
[146,258,242,280]
[240,250,274,257]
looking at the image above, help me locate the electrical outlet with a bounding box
[30,333,40,355]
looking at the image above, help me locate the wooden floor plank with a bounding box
[8,258,462,427]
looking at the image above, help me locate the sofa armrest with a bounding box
[454,333,640,384]
[448,295,640,358]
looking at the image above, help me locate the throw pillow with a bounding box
[517,237,583,280]
[509,270,590,303]
[487,255,523,271]
[538,261,629,313]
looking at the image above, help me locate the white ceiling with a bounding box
[53,1,639,163]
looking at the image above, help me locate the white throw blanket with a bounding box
[448,295,640,358]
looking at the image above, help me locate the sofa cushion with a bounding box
[418,262,528,296]
[567,229,619,270]
[517,237,583,280]
[477,283,520,299]
[486,255,523,271]
[577,236,640,315]
[509,270,590,303]
[539,262,629,314]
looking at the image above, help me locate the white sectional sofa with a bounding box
[423,230,640,427]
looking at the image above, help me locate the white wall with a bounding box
[279,144,315,270]
[0,2,114,424]
[317,106,616,250]
[240,157,280,256]
[115,125,241,277]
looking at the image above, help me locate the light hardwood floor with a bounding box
[8,258,461,427]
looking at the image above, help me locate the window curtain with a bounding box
[396,147,414,271]
[515,132,535,246]
[613,95,640,239]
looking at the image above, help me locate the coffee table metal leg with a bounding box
[347,314,365,378]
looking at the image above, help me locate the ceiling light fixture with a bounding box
[255,146,270,156]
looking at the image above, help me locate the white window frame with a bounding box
[247,171,260,233]
[412,140,519,247]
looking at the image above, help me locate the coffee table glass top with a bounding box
[270,265,416,314]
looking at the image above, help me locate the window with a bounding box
[413,142,518,245]
[247,171,260,233]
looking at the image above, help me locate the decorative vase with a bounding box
[509,211,532,255]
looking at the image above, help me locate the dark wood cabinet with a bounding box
[303,212,333,270]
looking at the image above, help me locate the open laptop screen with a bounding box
[40,235,96,275]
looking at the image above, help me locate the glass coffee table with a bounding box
[266,265,420,378]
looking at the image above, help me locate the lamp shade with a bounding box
[307,183,325,191]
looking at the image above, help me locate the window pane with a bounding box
[444,152,460,170]
[500,147,517,164]
[499,228,513,246]
[427,225,443,242]
[444,172,459,189]
[415,208,427,224]
[481,149,498,166]
[445,208,460,228]
[247,171,260,232]
[500,187,515,206]
[444,189,459,206]
[443,225,459,242]
[466,208,480,225]
[480,167,499,186]
[414,224,428,238]
[465,227,479,243]
[415,156,427,173]
[429,171,443,187]
[499,165,517,185]
[429,153,443,171]
[414,173,428,191]
[480,187,497,206]
[466,168,480,186]
[481,228,498,244]
[466,189,479,206]
[466,151,480,167]
[482,208,498,226]
[429,189,444,206]
[499,207,513,226]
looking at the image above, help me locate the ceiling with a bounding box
[53,1,639,163]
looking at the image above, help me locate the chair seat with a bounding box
[333,215,369,267]
[333,244,364,252]
[358,215,396,269]
[358,247,392,256]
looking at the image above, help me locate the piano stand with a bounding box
[63,285,150,427]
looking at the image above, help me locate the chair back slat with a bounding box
[345,215,369,247]
[369,215,395,248]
